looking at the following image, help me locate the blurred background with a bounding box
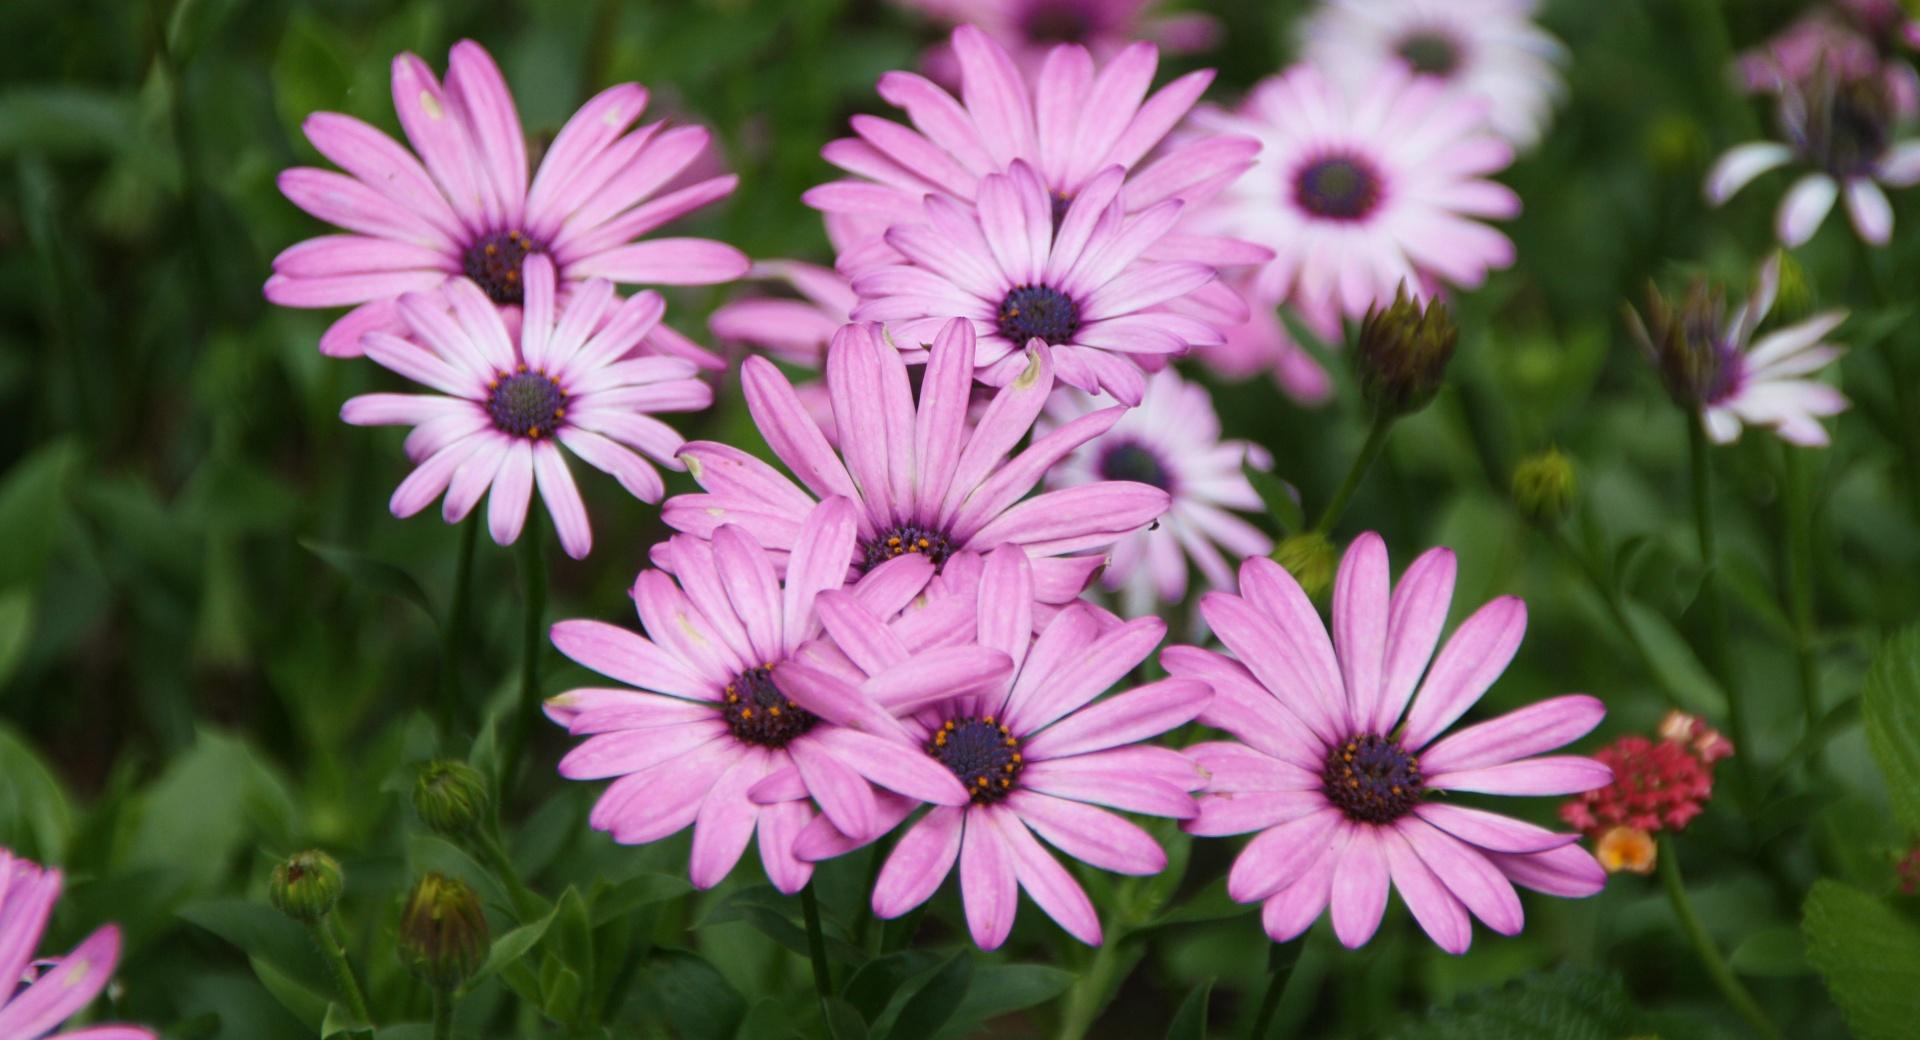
[2,0,1916,1036]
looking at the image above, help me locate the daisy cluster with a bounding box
[214,0,1877,1002]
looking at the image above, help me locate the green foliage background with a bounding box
[3,0,1920,1036]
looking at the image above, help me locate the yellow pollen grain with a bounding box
[420,91,443,119]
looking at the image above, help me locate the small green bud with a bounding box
[412,760,491,838]
[1511,448,1577,525]
[399,873,490,990]
[1273,532,1337,601]
[1355,287,1458,418]
[269,850,344,923]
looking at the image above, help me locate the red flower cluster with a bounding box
[1561,712,1732,841]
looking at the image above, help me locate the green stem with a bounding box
[1312,412,1396,535]
[501,510,548,787]
[1658,837,1782,1040]
[799,886,833,1003]
[432,986,454,1040]
[439,512,479,739]
[1053,921,1131,1040]
[477,821,544,923]
[1247,941,1301,1040]
[1781,447,1825,772]
[1851,235,1920,522]
[1545,526,1689,710]
[307,919,373,1026]
[1686,419,1755,798]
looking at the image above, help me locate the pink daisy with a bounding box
[1039,368,1273,614]
[900,0,1220,84]
[1186,64,1519,325]
[1190,274,1336,405]
[1302,0,1567,149]
[1737,0,1920,111]
[805,26,1262,271]
[850,161,1231,403]
[0,850,155,1040]
[266,39,747,360]
[1168,535,1611,953]
[342,255,712,559]
[546,498,1012,892]
[666,319,1169,604]
[773,545,1211,949]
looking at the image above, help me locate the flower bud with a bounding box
[269,850,344,923]
[399,873,489,990]
[412,760,491,838]
[1354,287,1457,417]
[1273,532,1336,601]
[1624,279,1736,410]
[1511,448,1577,525]
[1768,250,1816,326]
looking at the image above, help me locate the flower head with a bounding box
[1560,727,1726,848]
[900,0,1220,83]
[1625,256,1849,446]
[667,320,1169,604]
[1707,69,1920,246]
[1038,368,1273,614]
[341,255,714,558]
[1170,535,1611,953]
[547,498,1011,893]
[1301,0,1567,148]
[1187,65,1519,328]
[772,545,1211,949]
[1737,0,1920,111]
[267,40,747,361]
[0,849,156,1039]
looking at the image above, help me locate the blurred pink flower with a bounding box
[267,40,746,360]
[709,260,856,369]
[1186,65,1519,329]
[774,544,1210,949]
[901,0,1219,84]
[546,498,1011,892]
[1039,368,1274,614]
[1191,273,1336,405]
[1169,535,1611,953]
[1301,0,1566,149]
[342,256,712,558]
[0,850,155,1040]
[1737,0,1920,113]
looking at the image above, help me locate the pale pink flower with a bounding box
[546,498,1012,892]
[666,319,1169,603]
[0,850,155,1040]
[1737,0,1920,113]
[1192,274,1337,405]
[267,40,746,362]
[342,256,712,558]
[1170,535,1611,952]
[708,260,856,369]
[900,0,1220,84]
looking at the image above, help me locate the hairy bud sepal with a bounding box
[1355,287,1458,418]
[413,760,492,839]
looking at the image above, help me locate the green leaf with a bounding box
[1245,463,1301,535]
[1165,979,1212,1040]
[301,539,437,624]
[177,899,336,1006]
[843,949,945,1023]
[884,951,971,1040]
[0,439,76,586]
[1138,878,1244,932]
[590,872,693,927]
[1383,968,1730,1040]
[320,1001,373,1039]
[129,731,296,894]
[646,948,747,1040]
[471,904,558,986]
[1619,598,1726,716]
[823,997,871,1040]
[735,997,802,1040]
[1729,925,1808,977]
[0,587,32,692]
[940,964,1075,1037]
[1863,625,1920,831]
[0,89,137,159]
[0,725,71,858]
[698,884,865,964]
[1803,880,1920,1040]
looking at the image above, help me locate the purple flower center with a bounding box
[998,285,1081,346]
[722,666,817,749]
[463,229,540,305]
[1294,155,1384,222]
[1097,441,1175,492]
[487,369,567,439]
[1323,733,1424,823]
[1021,0,1098,45]
[1395,30,1463,78]
[860,522,957,574]
[929,716,1023,804]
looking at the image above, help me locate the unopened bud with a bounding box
[412,760,490,838]
[399,873,489,990]
[1355,287,1457,418]
[1273,532,1336,601]
[1511,448,1577,525]
[1624,279,1736,410]
[270,850,344,923]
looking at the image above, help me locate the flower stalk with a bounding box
[1686,419,1756,799]
[1658,836,1781,1040]
[439,511,479,739]
[1248,940,1301,1039]
[502,509,548,787]
[1312,411,1394,536]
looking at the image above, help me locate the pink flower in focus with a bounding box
[776,545,1211,949]
[667,320,1169,604]
[1171,535,1611,953]
[851,161,1233,402]
[0,850,155,1040]
[546,499,1012,892]
[901,0,1220,84]
[267,40,747,360]
[1187,65,1520,327]
[1039,368,1274,614]
[342,256,713,559]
